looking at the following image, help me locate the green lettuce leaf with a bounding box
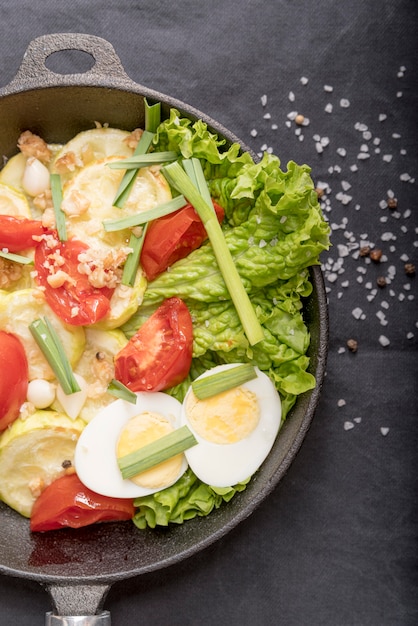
[126,111,330,528]
[132,469,249,529]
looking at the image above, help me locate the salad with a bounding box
[0,101,330,532]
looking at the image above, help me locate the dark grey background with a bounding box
[0,1,417,624]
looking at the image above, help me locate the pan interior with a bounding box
[0,85,328,584]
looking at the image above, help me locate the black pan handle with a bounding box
[44,583,111,625]
[1,32,138,94]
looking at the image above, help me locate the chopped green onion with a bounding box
[144,98,161,133]
[0,250,33,265]
[191,364,258,400]
[113,99,161,208]
[121,224,148,286]
[162,161,265,346]
[103,195,187,232]
[50,173,67,241]
[113,130,155,208]
[107,151,178,170]
[118,425,197,479]
[29,317,80,395]
[182,158,212,207]
[107,379,137,404]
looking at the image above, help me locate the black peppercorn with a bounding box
[347,338,358,353]
[370,248,383,263]
[359,246,370,257]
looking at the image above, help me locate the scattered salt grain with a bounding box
[250,128,258,137]
[288,91,295,102]
[261,94,267,106]
[336,192,353,205]
[352,307,364,319]
[392,133,401,139]
[382,154,393,162]
[271,123,278,130]
[340,98,350,108]
[337,147,347,157]
[357,153,370,160]
[355,122,368,132]
[407,332,414,340]
[325,103,333,113]
[350,164,358,172]
[337,399,347,407]
[400,173,412,182]
[326,272,338,283]
[396,91,403,98]
[324,84,333,92]
[344,421,355,431]
[354,417,362,424]
[379,114,387,122]
[378,335,390,347]
[380,427,390,436]
[381,232,396,241]
[300,76,309,85]
[337,244,350,257]
[263,112,271,119]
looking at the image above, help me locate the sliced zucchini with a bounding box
[0,410,85,518]
[0,181,31,217]
[61,156,172,251]
[0,288,85,381]
[51,127,135,182]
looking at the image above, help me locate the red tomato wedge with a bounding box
[30,474,135,532]
[114,297,193,392]
[34,233,114,326]
[0,331,28,431]
[140,201,225,281]
[0,215,47,252]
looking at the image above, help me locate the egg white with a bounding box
[181,364,282,487]
[74,392,186,498]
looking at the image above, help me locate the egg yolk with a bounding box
[185,386,260,444]
[116,411,183,489]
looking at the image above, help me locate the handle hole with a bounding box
[44,49,95,75]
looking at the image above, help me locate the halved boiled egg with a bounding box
[180,364,282,487]
[74,392,187,498]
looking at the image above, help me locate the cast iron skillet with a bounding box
[0,33,329,625]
